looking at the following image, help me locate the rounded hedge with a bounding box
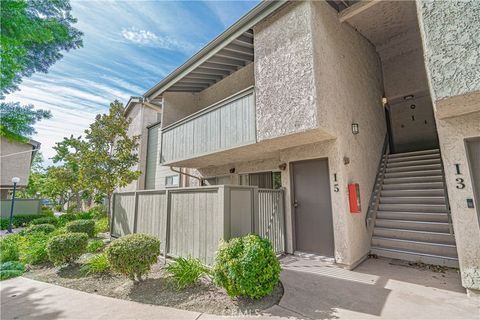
[47,232,88,265]
[213,234,281,299]
[31,216,58,226]
[66,219,95,237]
[105,233,160,281]
[57,213,77,227]
[25,224,55,235]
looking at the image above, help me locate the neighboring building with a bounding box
[0,136,40,199]
[123,1,479,295]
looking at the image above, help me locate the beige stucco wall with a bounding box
[418,0,480,293]
[254,1,318,141]
[0,137,34,190]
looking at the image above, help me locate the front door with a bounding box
[292,158,334,257]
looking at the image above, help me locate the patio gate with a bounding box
[257,188,286,254]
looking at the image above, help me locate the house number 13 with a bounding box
[455,164,465,189]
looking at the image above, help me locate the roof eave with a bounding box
[143,0,288,99]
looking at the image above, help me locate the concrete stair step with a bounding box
[387,153,441,163]
[375,219,450,232]
[380,196,446,205]
[384,169,443,179]
[379,203,447,213]
[381,189,445,197]
[371,237,457,258]
[387,158,441,168]
[388,149,440,159]
[382,182,444,190]
[373,227,456,244]
[370,247,459,268]
[376,211,449,222]
[383,175,443,184]
[386,164,442,173]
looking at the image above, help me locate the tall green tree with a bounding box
[1,0,83,96]
[0,102,51,142]
[81,101,141,217]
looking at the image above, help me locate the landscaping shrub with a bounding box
[41,207,54,216]
[95,217,109,234]
[86,239,104,253]
[24,224,55,235]
[0,214,48,230]
[0,236,20,263]
[75,211,93,220]
[166,256,209,289]
[106,233,160,281]
[0,261,25,280]
[66,203,78,213]
[54,204,63,212]
[88,205,107,220]
[30,216,58,226]
[81,253,110,275]
[66,220,95,237]
[213,234,281,299]
[57,213,77,227]
[47,233,88,265]
[18,232,50,264]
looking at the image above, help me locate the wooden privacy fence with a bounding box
[111,185,285,265]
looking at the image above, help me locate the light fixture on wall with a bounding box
[229,167,235,174]
[351,123,359,135]
[278,163,287,171]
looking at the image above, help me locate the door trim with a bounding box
[465,137,480,221]
[289,157,335,256]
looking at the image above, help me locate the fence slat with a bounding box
[257,189,285,254]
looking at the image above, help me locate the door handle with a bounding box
[294,200,299,208]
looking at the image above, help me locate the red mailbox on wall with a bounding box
[348,183,361,213]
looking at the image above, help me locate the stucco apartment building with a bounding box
[122,1,480,295]
[0,136,40,199]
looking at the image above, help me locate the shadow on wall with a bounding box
[1,286,64,319]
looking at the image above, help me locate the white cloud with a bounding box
[121,27,194,53]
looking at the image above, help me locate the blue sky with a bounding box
[5,0,259,164]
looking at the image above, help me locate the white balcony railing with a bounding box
[161,87,256,164]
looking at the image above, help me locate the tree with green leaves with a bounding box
[81,101,141,217]
[1,0,83,96]
[0,102,51,142]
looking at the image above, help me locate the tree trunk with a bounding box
[75,192,82,211]
[107,192,112,220]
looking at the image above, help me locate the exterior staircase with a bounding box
[368,148,459,267]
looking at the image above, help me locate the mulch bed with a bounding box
[23,259,283,316]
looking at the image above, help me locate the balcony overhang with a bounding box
[143,0,288,100]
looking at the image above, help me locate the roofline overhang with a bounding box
[143,0,288,99]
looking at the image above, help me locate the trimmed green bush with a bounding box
[166,256,209,289]
[95,217,109,234]
[213,234,281,299]
[106,233,160,281]
[0,261,25,272]
[66,220,95,237]
[24,224,55,235]
[86,239,104,253]
[0,214,48,230]
[88,205,107,220]
[0,236,20,263]
[58,213,77,227]
[18,233,50,264]
[75,211,93,220]
[0,269,24,280]
[47,233,88,265]
[41,207,54,216]
[30,216,58,226]
[81,253,110,275]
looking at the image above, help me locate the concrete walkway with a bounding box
[1,257,478,319]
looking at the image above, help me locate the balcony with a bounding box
[161,87,256,165]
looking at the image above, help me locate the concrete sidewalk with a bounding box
[1,257,478,319]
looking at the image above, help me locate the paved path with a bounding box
[1,257,479,319]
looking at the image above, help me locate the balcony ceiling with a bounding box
[167,29,254,93]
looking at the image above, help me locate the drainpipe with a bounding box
[169,166,204,186]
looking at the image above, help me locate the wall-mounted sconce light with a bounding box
[229,167,235,174]
[351,123,359,135]
[278,163,287,171]
[343,156,350,165]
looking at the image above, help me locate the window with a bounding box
[239,171,282,189]
[205,175,231,185]
[165,175,179,188]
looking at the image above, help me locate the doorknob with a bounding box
[294,200,299,208]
